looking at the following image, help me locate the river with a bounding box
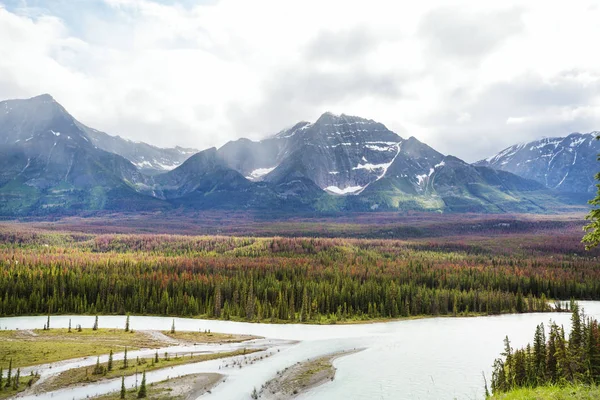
[2,301,599,400]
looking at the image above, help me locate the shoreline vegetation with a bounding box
[34,348,260,394]
[489,301,600,399]
[0,328,257,369]
[258,349,363,399]
[91,373,224,400]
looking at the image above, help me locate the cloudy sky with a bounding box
[1,0,599,161]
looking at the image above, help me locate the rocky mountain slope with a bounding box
[0,94,165,214]
[82,126,197,175]
[0,94,588,215]
[476,132,600,193]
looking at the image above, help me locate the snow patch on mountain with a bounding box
[246,166,277,181]
[325,185,363,195]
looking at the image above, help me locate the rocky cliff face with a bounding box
[476,132,600,193]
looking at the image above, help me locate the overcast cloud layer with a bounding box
[1,0,599,162]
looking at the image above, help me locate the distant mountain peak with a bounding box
[476,131,600,193]
[30,93,56,102]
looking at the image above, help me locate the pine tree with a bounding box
[68,319,72,333]
[137,371,146,398]
[546,323,559,382]
[120,375,126,399]
[5,359,12,388]
[125,314,130,332]
[93,315,99,331]
[214,284,222,318]
[583,134,600,249]
[300,286,309,322]
[12,368,20,390]
[93,356,104,375]
[108,350,114,372]
[123,347,129,369]
[533,323,547,383]
[170,319,175,334]
[154,351,159,364]
[46,314,50,330]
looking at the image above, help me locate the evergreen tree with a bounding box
[5,359,12,388]
[533,323,547,383]
[154,351,159,364]
[214,284,222,318]
[46,314,50,330]
[12,368,20,390]
[300,286,309,322]
[108,350,114,372]
[125,314,130,332]
[68,319,72,333]
[583,134,600,249]
[120,375,126,399]
[170,319,175,334]
[123,347,128,369]
[137,371,146,398]
[0,366,3,389]
[93,315,99,330]
[93,356,104,375]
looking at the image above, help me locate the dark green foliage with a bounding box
[491,303,600,394]
[1,232,598,322]
[93,315,99,330]
[583,135,600,249]
[5,359,12,389]
[125,314,130,332]
[108,350,114,372]
[137,371,146,398]
[123,348,128,369]
[93,356,105,375]
[120,375,126,399]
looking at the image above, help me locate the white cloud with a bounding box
[0,0,599,161]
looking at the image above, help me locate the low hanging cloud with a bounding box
[0,0,599,161]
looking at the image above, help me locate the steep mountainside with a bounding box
[82,126,197,175]
[220,112,403,194]
[0,94,164,214]
[0,94,585,215]
[475,132,600,193]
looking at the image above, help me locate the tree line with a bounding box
[1,232,598,322]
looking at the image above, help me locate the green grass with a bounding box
[0,374,40,400]
[0,328,167,369]
[491,385,600,400]
[37,348,259,392]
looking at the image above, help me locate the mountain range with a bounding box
[0,94,596,216]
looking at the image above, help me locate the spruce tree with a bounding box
[12,368,20,390]
[93,315,99,331]
[0,367,3,389]
[533,324,546,382]
[137,371,146,398]
[93,357,103,375]
[46,314,50,330]
[68,318,72,333]
[125,314,130,332]
[170,319,175,334]
[108,350,114,371]
[154,351,159,364]
[5,359,12,388]
[120,375,126,399]
[123,347,128,369]
[583,134,600,249]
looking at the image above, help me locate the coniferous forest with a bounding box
[491,301,600,394]
[1,223,599,323]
